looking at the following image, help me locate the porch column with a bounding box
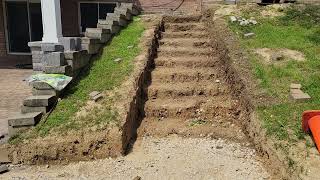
[40,0,63,43]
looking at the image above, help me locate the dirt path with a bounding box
[139,16,246,143]
[2,136,269,179]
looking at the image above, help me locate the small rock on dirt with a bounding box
[215,79,220,83]
[244,33,255,38]
[240,20,249,26]
[0,164,8,173]
[89,91,103,102]
[133,176,141,180]
[114,58,122,63]
[290,83,302,89]
[230,16,237,22]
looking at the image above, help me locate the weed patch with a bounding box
[229,5,320,142]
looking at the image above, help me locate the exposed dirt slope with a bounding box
[2,136,269,179]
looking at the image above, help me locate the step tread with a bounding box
[152,67,217,74]
[145,95,233,109]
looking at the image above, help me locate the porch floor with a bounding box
[0,68,32,139]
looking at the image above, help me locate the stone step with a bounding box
[106,13,128,27]
[65,50,91,71]
[151,67,219,83]
[144,96,235,119]
[159,38,211,48]
[158,46,212,56]
[23,95,57,107]
[21,105,50,114]
[8,112,43,127]
[114,6,132,21]
[164,23,206,32]
[44,65,72,76]
[81,41,102,55]
[32,88,58,96]
[85,28,111,43]
[155,56,218,68]
[147,81,228,99]
[120,3,140,15]
[97,24,120,34]
[98,19,119,26]
[162,31,209,39]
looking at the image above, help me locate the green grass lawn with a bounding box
[229,5,320,142]
[10,17,144,142]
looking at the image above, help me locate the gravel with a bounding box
[2,136,270,179]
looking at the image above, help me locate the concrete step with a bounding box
[97,24,120,34]
[159,38,211,48]
[8,112,43,127]
[155,56,218,68]
[147,81,228,99]
[23,95,57,107]
[85,28,111,43]
[21,105,50,114]
[106,13,128,27]
[157,46,212,56]
[164,23,206,32]
[65,50,91,70]
[120,3,140,15]
[98,19,119,26]
[151,67,219,83]
[114,6,132,20]
[144,96,235,119]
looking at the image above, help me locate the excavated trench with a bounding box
[136,15,250,143]
[130,15,278,177]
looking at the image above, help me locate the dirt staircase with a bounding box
[138,16,247,142]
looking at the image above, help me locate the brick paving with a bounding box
[0,68,32,136]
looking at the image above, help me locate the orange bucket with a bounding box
[302,110,320,152]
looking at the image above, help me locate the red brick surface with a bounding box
[0,68,32,135]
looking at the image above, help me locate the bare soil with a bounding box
[1,13,280,179]
[255,48,306,65]
[2,136,270,180]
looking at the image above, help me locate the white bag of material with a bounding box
[26,74,73,91]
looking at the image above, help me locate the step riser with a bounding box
[162,33,209,39]
[159,41,211,48]
[157,50,212,57]
[164,24,206,32]
[155,59,217,68]
[147,87,225,99]
[144,106,233,119]
[152,72,217,83]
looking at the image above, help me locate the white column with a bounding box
[40,0,63,43]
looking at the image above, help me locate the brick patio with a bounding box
[0,68,32,137]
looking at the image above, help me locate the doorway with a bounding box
[4,0,43,54]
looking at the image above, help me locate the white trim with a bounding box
[41,0,62,43]
[78,1,118,34]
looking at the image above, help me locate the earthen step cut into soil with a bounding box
[138,16,246,142]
